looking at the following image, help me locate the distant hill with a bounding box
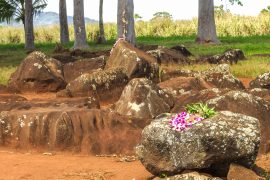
[0,11,97,27]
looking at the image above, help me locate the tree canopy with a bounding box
[0,0,47,25]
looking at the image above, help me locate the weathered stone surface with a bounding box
[153,171,217,180]
[207,91,270,154]
[248,88,270,102]
[115,78,174,119]
[64,68,128,103]
[170,45,192,57]
[227,164,261,180]
[8,51,66,93]
[105,40,159,80]
[0,108,149,154]
[158,76,213,98]
[202,64,245,90]
[136,111,260,176]
[250,72,270,90]
[63,56,106,83]
[147,47,190,65]
[172,88,230,113]
[201,49,245,64]
[160,68,200,82]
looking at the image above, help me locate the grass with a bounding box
[0,35,269,85]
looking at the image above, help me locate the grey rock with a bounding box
[250,72,270,90]
[136,111,260,176]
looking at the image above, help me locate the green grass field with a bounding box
[0,35,269,85]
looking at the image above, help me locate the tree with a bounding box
[73,0,89,49]
[24,0,34,50]
[196,0,219,44]
[97,0,106,44]
[196,0,242,44]
[59,0,69,44]
[0,0,47,50]
[261,6,270,14]
[117,0,135,45]
[151,11,172,21]
[134,13,142,21]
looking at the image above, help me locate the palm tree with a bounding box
[97,0,106,44]
[73,0,89,49]
[0,0,47,50]
[59,0,69,44]
[117,0,135,45]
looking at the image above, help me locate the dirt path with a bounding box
[0,148,152,180]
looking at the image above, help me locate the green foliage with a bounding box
[185,103,217,119]
[151,11,173,21]
[134,13,142,20]
[224,0,243,6]
[0,0,47,25]
[261,6,270,14]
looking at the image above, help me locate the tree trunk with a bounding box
[73,0,89,49]
[97,0,106,44]
[59,0,70,44]
[196,0,220,44]
[117,0,135,45]
[24,0,35,51]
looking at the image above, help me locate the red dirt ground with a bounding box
[0,148,152,180]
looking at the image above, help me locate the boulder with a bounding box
[105,40,159,80]
[158,76,213,98]
[0,108,149,154]
[63,56,106,83]
[115,78,174,119]
[248,88,270,102]
[136,111,260,176]
[153,171,217,180]
[170,45,192,57]
[8,51,66,93]
[202,64,245,90]
[207,91,270,154]
[63,68,128,103]
[250,72,270,90]
[227,164,261,180]
[201,49,245,64]
[147,47,190,65]
[172,88,230,113]
[160,68,199,82]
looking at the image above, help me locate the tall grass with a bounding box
[0,13,270,44]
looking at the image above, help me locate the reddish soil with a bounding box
[0,148,152,180]
[239,77,253,88]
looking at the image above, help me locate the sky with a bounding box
[45,0,270,22]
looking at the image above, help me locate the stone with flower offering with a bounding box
[136,111,261,176]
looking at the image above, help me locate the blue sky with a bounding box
[45,0,270,22]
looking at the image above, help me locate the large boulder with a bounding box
[201,49,245,64]
[63,56,106,83]
[250,72,270,90]
[158,76,213,98]
[114,78,174,119]
[136,111,260,176]
[0,108,149,154]
[207,91,270,154]
[8,51,66,93]
[147,47,190,65]
[227,164,261,180]
[170,45,192,57]
[202,64,245,90]
[248,88,270,102]
[171,88,230,113]
[62,68,128,103]
[105,39,159,80]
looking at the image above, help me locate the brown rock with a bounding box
[250,72,270,90]
[105,39,159,80]
[158,76,213,98]
[63,56,106,83]
[0,108,150,154]
[227,164,261,180]
[115,78,174,119]
[170,45,192,57]
[65,68,128,103]
[8,51,66,93]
